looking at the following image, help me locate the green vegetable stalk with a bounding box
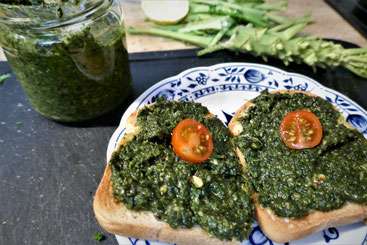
[128,27,212,47]
[223,25,367,78]
[129,24,367,78]
[190,0,289,27]
[129,0,367,78]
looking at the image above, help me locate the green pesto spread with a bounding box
[109,98,254,241]
[234,90,367,218]
[0,0,80,5]
[0,0,132,122]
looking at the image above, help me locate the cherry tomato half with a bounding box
[280,110,323,149]
[171,119,213,163]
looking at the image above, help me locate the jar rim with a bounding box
[0,0,114,28]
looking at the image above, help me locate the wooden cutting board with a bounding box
[121,0,367,53]
[0,0,366,61]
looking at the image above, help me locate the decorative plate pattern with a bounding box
[106,63,367,245]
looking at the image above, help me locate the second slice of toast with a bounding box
[228,90,367,243]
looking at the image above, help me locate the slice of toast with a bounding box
[228,89,367,243]
[93,101,250,245]
[93,158,238,245]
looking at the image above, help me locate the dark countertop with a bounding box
[1,44,366,245]
[325,0,367,38]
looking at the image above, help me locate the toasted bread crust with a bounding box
[93,164,238,245]
[254,194,367,243]
[229,89,367,243]
[93,103,239,245]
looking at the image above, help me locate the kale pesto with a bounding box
[0,0,132,122]
[234,90,367,218]
[0,0,80,5]
[109,98,254,241]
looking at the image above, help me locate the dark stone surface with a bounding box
[0,42,366,245]
[325,0,367,38]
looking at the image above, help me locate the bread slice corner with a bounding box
[253,194,367,243]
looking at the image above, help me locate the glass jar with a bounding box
[0,0,132,122]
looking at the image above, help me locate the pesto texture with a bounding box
[234,91,367,218]
[0,0,132,122]
[0,0,80,6]
[109,98,254,241]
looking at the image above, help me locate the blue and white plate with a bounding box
[106,63,367,245]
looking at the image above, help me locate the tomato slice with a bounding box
[280,110,323,149]
[171,119,213,163]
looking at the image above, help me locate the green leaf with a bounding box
[0,73,11,86]
[94,233,105,242]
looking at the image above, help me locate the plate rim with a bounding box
[120,62,367,126]
[107,62,367,160]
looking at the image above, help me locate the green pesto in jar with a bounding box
[0,0,132,122]
[109,98,254,241]
[0,0,80,5]
[234,90,367,218]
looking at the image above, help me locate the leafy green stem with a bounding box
[128,27,210,47]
